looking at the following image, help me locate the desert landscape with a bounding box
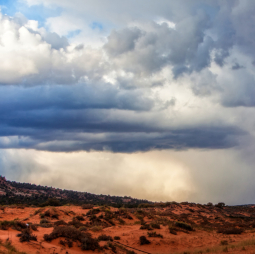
[2,1,255,253]
[1,191,255,253]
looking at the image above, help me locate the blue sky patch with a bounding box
[0,0,62,27]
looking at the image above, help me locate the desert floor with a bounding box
[0,203,255,254]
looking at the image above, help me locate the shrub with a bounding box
[215,202,225,209]
[40,219,50,224]
[150,223,160,229]
[59,239,65,246]
[118,218,125,225]
[86,208,100,216]
[147,231,163,238]
[221,240,228,245]
[34,208,44,215]
[169,225,177,235]
[114,236,120,240]
[80,236,99,251]
[217,228,244,234]
[39,223,53,228]
[79,226,87,231]
[30,224,38,231]
[0,220,27,231]
[91,226,103,232]
[75,215,85,221]
[17,228,37,242]
[140,236,150,245]
[175,221,193,231]
[97,234,113,241]
[40,198,61,207]
[44,225,92,242]
[140,224,152,230]
[54,220,67,226]
[82,204,94,209]
[107,242,117,253]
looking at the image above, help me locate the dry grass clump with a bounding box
[17,228,37,242]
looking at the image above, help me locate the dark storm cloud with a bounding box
[0,83,245,152]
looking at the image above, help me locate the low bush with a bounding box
[217,228,244,234]
[82,204,94,209]
[0,220,27,231]
[79,226,87,231]
[44,225,100,251]
[40,209,59,219]
[68,218,85,228]
[54,220,67,226]
[140,224,152,230]
[175,221,194,231]
[97,234,113,241]
[75,215,85,221]
[91,226,103,232]
[147,231,163,238]
[140,236,150,245]
[86,208,100,216]
[169,225,177,235]
[150,223,160,229]
[107,242,117,253]
[114,236,120,240]
[17,228,37,242]
[40,219,50,224]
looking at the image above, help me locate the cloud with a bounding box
[1,0,255,205]
[2,147,255,205]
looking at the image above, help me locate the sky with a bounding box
[0,0,255,205]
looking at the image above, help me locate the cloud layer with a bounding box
[0,0,255,203]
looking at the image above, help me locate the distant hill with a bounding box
[0,176,151,207]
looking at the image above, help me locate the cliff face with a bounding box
[0,176,150,206]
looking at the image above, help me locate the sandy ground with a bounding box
[0,204,255,254]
